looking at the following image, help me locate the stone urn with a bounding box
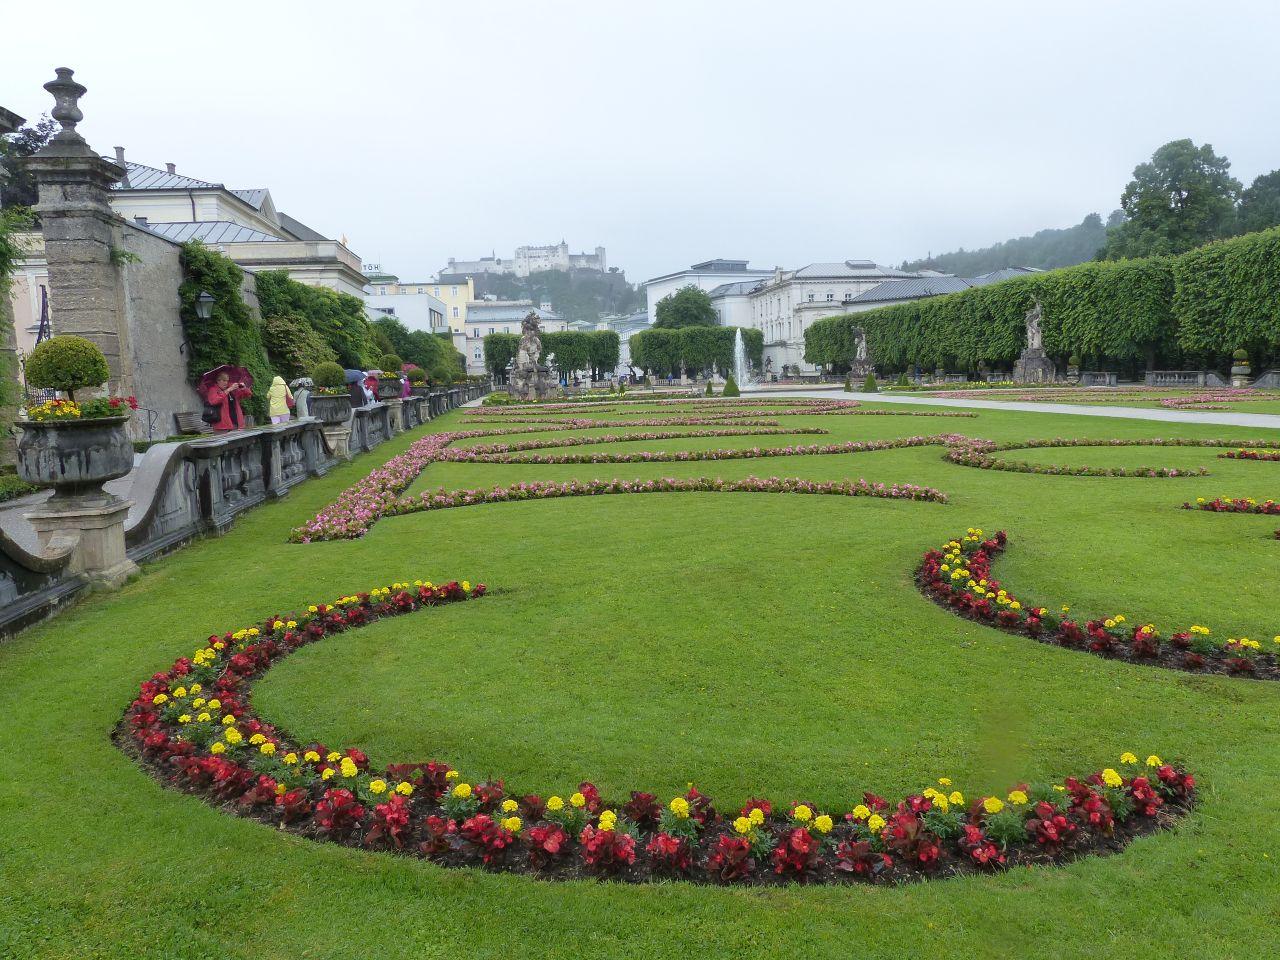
[377,378,404,400]
[15,415,133,498]
[410,384,431,397]
[308,393,353,425]
[1231,360,1251,388]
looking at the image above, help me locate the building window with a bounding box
[416,287,423,294]
[452,307,459,318]
[826,293,834,301]
[451,285,459,296]
[473,349,481,360]
[489,327,495,335]
[807,293,814,302]
[433,286,440,296]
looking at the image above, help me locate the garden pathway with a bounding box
[756,389,1280,430]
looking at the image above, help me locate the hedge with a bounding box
[485,330,620,380]
[629,327,763,377]
[805,225,1280,373]
[254,269,376,369]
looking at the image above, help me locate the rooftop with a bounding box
[792,261,918,280]
[114,159,220,191]
[137,220,281,244]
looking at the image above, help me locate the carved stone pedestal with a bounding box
[385,398,404,434]
[1014,348,1056,384]
[26,495,137,589]
[322,424,352,461]
[508,365,558,402]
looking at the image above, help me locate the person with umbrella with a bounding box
[201,365,253,432]
[344,368,365,408]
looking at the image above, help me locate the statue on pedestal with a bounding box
[1013,298,1055,383]
[507,312,557,401]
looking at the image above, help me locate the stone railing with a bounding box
[1079,371,1118,387]
[1144,370,1228,388]
[1251,369,1280,389]
[0,383,490,637]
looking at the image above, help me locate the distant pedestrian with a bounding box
[289,378,312,419]
[202,367,253,432]
[267,375,295,424]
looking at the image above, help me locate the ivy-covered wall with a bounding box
[806,226,1280,374]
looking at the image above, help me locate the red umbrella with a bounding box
[199,364,253,397]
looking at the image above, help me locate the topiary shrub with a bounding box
[705,380,714,397]
[896,372,910,387]
[862,373,878,393]
[313,361,346,390]
[722,375,740,397]
[25,335,110,401]
[406,367,426,384]
[1068,353,1081,367]
[1233,349,1249,363]
[844,375,852,392]
[618,381,626,395]
[380,353,404,375]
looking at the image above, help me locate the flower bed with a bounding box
[117,583,1195,886]
[1182,497,1280,515]
[1218,449,1280,462]
[445,435,967,466]
[943,437,1276,478]
[918,528,1280,679]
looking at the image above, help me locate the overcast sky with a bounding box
[5,0,1280,285]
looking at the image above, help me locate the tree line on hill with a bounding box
[903,139,1280,273]
[461,268,644,324]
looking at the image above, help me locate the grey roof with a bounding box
[231,188,269,209]
[140,221,281,244]
[114,160,220,191]
[794,260,917,279]
[278,211,329,242]
[707,280,763,298]
[973,267,1043,283]
[690,258,751,270]
[848,276,978,304]
[466,301,562,322]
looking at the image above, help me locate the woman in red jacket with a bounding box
[206,370,252,431]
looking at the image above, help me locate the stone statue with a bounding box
[1025,300,1043,352]
[515,312,542,369]
[855,331,868,363]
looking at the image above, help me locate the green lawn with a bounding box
[3,401,1280,959]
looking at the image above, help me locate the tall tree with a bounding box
[1237,170,1280,235]
[653,286,716,328]
[0,115,55,209]
[1101,139,1241,260]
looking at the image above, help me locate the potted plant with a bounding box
[1231,348,1251,387]
[376,354,404,400]
[308,360,353,424]
[16,335,136,498]
[406,367,429,396]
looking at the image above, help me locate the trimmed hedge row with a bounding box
[629,327,764,378]
[806,226,1280,373]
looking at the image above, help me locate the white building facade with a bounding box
[643,259,773,328]
[362,270,449,333]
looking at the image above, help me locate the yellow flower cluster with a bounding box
[793,804,812,823]
[1102,768,1123,788]
[867,813,886,832]
[452,782,472,799]
[598,810,618,832]
[547,796,565,812]
[501,816,522,834]
[570,792,586,808]
[669,797,690,818]
[982,796,1004,815]
[340,757,358,778]
[501,799,519,813]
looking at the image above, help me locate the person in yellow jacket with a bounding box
[266,375,295,424]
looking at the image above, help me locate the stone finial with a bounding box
[44,67,88,143]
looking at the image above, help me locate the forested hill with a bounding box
[900,212,1121,275]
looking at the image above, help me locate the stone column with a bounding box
[22,69,133,400]
[385,397,404,433]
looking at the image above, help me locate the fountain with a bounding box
[733,328,750,388]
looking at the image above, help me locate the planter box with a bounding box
[15,415,133,493]
[309,393,353,425]
[377,379,404,400]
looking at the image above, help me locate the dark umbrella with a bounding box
[344,368,365,384]
[199,364,253,396]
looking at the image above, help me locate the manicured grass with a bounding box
[2,402,1280,959]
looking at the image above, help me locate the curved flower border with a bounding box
[918,528,1280,680]
[118,582,1195,885]
[1218,448,1280,462]
[943,437,1278,478]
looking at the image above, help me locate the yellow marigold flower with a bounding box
[210,742,226,754]
[340,758,358,778]
[272,621,284,631]
[669,797,690,819]
[326,751,341,763]
[1007,790,1028,806]
[1010,601,1021,611]
[275,783,287,796]
[307,605,318,614]
[248,628,259,637]
[462,580,471,592]
[304,751,320,763]
[1053,784,1066,792]
[1120,752,1138,765]
[949,791,964,806]
[546,795,564,812]
[191,698,206,709]
[284,753,298,765]
[749,807,765,826]
[793,804,812,823]
[207,699,221,711]
[369,779,388,794]
[814,814,833,834]
[249,733,266,746]
[452,782,472,799]
[1104,619,1116,629]
[938,777,952,787]
[501,799,519,813]
[983,796,1004,815]
[733,816,752,835]
[1102,768,1123,788]
[222,715,236,726]
[1145,755,1162,768]
[152,694,168,706]
[259,742,276,756]
[570,792,586,808]
[1115,615,1126,623]
[598,811,617,831]
[173,687,187,699]
[196,712,211,723]
[178,714,191,724]
[501,816,522,834]
[286,620,297,629]
[322,768,335,780]
[224,728,243,745]
[396,782,414,796]
[867,813,886,832]
[445,769,459,780]
[213,641,225,650]
[851,804,871,821]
